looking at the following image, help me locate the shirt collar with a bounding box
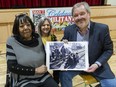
[76,21,90,35]
[88,21,90,30]
[76,21,90,31]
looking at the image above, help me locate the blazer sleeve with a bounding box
[96,24,113,65]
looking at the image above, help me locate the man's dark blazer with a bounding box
[62,21,115,80]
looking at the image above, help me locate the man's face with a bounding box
[73,5,90,30]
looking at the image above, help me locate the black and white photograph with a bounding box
[46,41,89,70]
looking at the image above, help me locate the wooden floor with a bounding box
[0,43,116,87]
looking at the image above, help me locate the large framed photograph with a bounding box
[46,41,89,70]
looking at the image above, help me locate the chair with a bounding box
[79,74,101,87]
[5,70,13,87]
[5,67,16,87]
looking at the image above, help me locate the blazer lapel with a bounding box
[73,24,78,41]
[88,21,95,53]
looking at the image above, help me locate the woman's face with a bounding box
[19,21,32,40]
[41,20,51,36]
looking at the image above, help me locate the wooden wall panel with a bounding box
[91,17,116,30]
[0,9,29,23]
[91,6,116,17]
[110,30,116,40]
[0,24,10,43]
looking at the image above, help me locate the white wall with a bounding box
[107,0,116,6]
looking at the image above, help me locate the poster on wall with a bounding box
[30,7,74,39]
[46,41,89,70]
[30,9,46,32]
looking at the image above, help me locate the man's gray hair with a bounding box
[72,2,91,16]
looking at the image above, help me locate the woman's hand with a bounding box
[35,65,47,74]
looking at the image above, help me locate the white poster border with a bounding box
[46,41,89,71]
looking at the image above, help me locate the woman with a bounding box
[6,13,58,87]
[38,17,59,84]
[38,17,57,44]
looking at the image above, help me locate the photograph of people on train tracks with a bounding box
[46,41,89,70]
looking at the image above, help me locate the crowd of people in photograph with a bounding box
[49,44,84,69]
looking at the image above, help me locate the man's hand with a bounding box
[62,39,68,44]
[85,63,99,73]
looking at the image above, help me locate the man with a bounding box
[59,2,116,87]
